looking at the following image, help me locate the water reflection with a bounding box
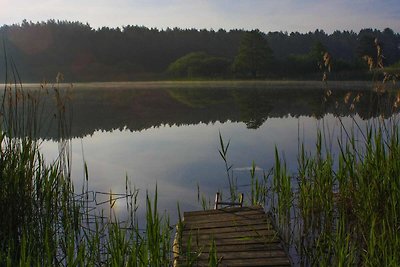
[13,82,400,223]
[17,82,400,140]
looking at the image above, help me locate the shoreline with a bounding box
[1,80,383,90]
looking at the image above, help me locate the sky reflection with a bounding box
[39,113,369,223]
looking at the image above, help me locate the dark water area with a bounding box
[7,81,400,224]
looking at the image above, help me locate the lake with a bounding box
[22,81,399,224]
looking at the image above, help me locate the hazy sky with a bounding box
[1,0,399,33]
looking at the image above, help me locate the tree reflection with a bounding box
[8,84,399,140]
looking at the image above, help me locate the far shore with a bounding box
[1,80,386,91]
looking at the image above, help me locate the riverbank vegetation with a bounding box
[0,80,175,266]
[215,89,400,265]
[1,20,399,81]
[271,114,400,265]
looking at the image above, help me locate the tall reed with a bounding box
[276,110,400,266]
[0,73,175,265]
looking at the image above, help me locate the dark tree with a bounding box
[232,30,273,78]
[357,34,377,59]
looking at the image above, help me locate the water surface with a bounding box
[32,81,399,222]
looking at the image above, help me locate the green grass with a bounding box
[267,114,400,265]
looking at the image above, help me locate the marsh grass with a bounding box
[299,115,399,265]
[0,78,80,265]
[0,69,177,266]
[286,104,399,266]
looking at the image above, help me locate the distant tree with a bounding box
[379,28,400,65]
[167,52,231,78]
[283,41,329,78]
[232,30,273,78]
[167,52,205,77]
[309,41,327,61]
[310,41,332,80]
[357,34,376,59]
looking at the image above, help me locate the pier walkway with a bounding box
[174,205,291,266]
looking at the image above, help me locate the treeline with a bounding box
[0,20,399,82]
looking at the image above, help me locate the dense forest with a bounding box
[0,20,399,82]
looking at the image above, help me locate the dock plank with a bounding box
[181,223,274,235]
[174,206,291,266]
[184,218,272,229]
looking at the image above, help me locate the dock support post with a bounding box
[214,192,244,210]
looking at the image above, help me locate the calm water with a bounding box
[29,81,398,223]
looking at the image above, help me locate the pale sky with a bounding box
[1,0,399,33]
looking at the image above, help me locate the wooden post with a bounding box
[239,193,244,207]
[214,192,244,209]
[214,192,220,210]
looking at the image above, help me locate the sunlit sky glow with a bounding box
[1,0,400,33]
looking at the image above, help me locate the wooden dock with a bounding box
[173,205,291,266]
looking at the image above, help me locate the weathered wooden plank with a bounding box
[181,229,277,240]
[174,206,290,267]
[187,249,287,260]
[182,223,273,235]
[183,213,269,224]
[183,209,265,219]
[184,218,272,229]
[183,222,274,231]
[179,242,284,253]
[183,209,265,221]
[183,206,263,217]
[180,235,281,247]
[177,256,291,267]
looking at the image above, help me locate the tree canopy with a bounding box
[232,30,273,78]
[0,21,399,81]
[167,52,231,78]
